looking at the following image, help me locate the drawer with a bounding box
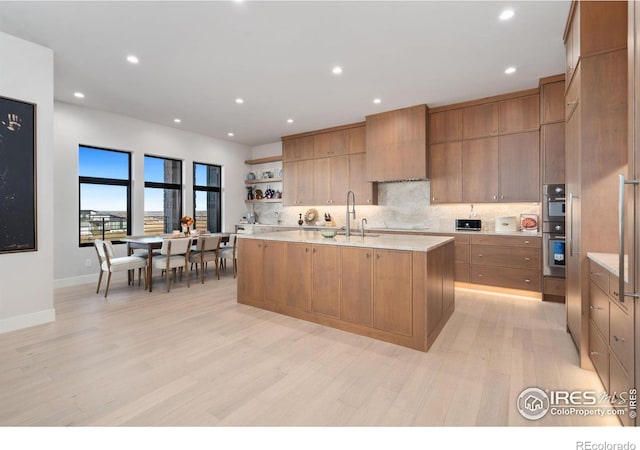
[470,265,541,291]
[589,320,609,392]
[610,303,633,373]
[566,63,580,120]
[453,234,470,244]
[470,245,540,270]
[469,235,540,248]
[609,352,631,422]
[544,277,565,296]
[589,281,610,339]
[589,261,610,294]
[454,242,469,263]
[609,272,630,313]
[455,262,470,283]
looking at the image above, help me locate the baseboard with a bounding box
[0,308,56,334]
[54,273,96,288]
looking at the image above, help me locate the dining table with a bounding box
[122,233,231,292]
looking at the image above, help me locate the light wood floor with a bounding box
[0,269,620,426]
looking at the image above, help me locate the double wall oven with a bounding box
[543,184,566,278]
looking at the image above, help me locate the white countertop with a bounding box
[587,252,628,281]
[237,230,454,252]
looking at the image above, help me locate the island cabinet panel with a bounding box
[286,243,312,311]
[237,239,265,306]
[498,95,540,134]
[341,247,373,326]
[426,245,444,334]
[498,131,540,202]
[430,141,463,203]
[263,241,287,305]
[463,103,499,139]
[311,245,341,318]
[462,137,499,202]
[429,108,462,144]
[373,249,413,336]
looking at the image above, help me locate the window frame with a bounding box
[78,145,132,247]
[144,154,183,234]
[193,161,222,233]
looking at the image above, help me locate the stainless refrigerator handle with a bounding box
[618,174,640,301]
[569,192,580,256]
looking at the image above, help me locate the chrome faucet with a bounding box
[346,190,356,238]
[360,218,368,238]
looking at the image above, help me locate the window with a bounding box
[193,162,222,233]
[144,155,182,235]
[78,146,131,246]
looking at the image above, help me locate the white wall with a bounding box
[0,32,55,333]
[54,102,251,285]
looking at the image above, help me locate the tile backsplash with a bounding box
[245,180,541,232]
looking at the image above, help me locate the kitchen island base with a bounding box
[236,231,455,352]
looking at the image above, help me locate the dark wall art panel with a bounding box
[0,96,37,253]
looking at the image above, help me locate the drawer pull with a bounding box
[591,272,604,276]
[478,274,484,278]
[524,257,531,261]
[589,305,603,311]
[524,240,530,244]
[478,254,484,257]
[590,351,600,356]
[613,291,619,297]
[366,253,371,259]
[613,335,625,343]
[567,101,577,106]
[524,279,531,283]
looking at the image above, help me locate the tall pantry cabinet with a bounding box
[564,0,628,371]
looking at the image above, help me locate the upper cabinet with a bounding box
[541,80,566,124]
[348,126,366,154]
[498,95,540,135]
[366,104,429,182]
[283,136,314,162]
[429,109,462,144]
[313,130,348,158]
[462,103,498,139]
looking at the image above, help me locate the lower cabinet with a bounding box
[311,244,341,318]
[237,238,265,305]
[373,249,413,337]
[285,243,312,311]
[263,241,287,305]
[341,247,373,326]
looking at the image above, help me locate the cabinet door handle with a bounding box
[432,197,436,201]
[589,305,603,311]
[492,195,497,200]
[613,291,620,297]
[305,248,309,253]
[263,244,267,248]
[376,254,381,259]
[312,248,316,253]
[366,253,371,259]
[367,199,371,204]
[590,351,600,356]
[591,271,604,277]
[567,101,576,107]
[613,335,625,343]
[478,253,483,257]
[500,195,504,200]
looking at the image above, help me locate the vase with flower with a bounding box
[180,215,194,236]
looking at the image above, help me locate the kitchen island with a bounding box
[236,230,454,352]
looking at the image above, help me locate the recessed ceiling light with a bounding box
[499,9,515,21]
[373,98,382,104]
[174,118,181,123]
[504,66,517,74]
[235,98,244,104]
[126,55,139,64]
[74,92,85,98]
[332,66,343,75]
[287,119,294,123]
[228,132,235,137]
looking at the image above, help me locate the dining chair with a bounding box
[153,237,192,292]
[219,234,237,278]
[188,235,221,283]
[94,239,147,298]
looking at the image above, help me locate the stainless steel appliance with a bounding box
[543,184,565,277]
[455,219,481,231]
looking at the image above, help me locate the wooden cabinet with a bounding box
[366,104,429,182]
[468,235,542,292]
[285,243,312,311]
[348,153,378,205]
[430,141,462,203]
[340,247,373,326]
[373,249,413,336]
[283,159,314,206]
[498,131,540,202]
[462,137,499,202]
[429,109,462,143]
[311,245,341,318]
[283,136,314,161]
[541,80,566,124]
[263,241,287,305]
[542,121,566,185]
[348,126,366,154]
[314,156,349,205]
[498,95,540,134]
[463,103,498,139]
[237,239,265,305]
[314,130,348,158]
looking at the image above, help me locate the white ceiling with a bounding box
[0,1,570,146]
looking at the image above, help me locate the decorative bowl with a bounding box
[247,172,256,180]
[320,229,337,238]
